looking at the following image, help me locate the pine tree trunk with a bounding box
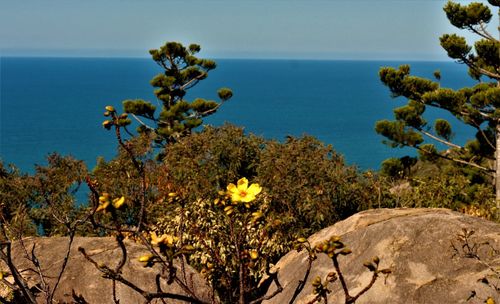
[496,123,500,220]
[497,7,500,221]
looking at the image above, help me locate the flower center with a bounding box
[239,190,247,197]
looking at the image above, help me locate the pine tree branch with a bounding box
[471,120,496,151]
[130,114,155,131]
[462,56,500,80]
[417,128,463,149]
[180,74,205,91]
[467,23,496,41]
[415,146,494,174]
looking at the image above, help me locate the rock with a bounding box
[1,237,212,303]
[263,208,500,304]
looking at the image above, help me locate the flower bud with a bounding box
[105,105,115,112]
[138,254,153,262]
[296,237,307,243]
[339,248,352,255]
[312,276,322,287]
[249,250,259,260]
[102,120,113,129]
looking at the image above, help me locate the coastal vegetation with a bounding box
[0,1,500,303]
[376,0,500,219]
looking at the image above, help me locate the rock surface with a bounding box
[263,208,500,304]
[1,237,212,303]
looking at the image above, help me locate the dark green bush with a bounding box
[0,154,89,237]
[158,124,386,246]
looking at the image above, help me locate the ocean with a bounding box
[0,57,477,173]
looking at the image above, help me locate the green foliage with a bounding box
[488,0,500,6]
[256,136,371,234]
[418,144,439,162]
[444,1,492,29]
[160,124,264,199]
[91,133,162,229]
[155,182,285,303]
[119,41,233,145]
[148,124,391,301]
[0,154,89,237]
[385,158,496,219]
[0,163,37,237]
[29,154,89,236]
[440,34,472,60]
[380,158,404,178]
[434,119,453,140]
[375,120,423,147]
[376,1,500,218]
[158,124,382,238]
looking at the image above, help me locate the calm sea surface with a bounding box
[0,57,477,173]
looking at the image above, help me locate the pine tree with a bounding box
[120,41,233,146]
[375,0,500,216]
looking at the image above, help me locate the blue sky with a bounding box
[0,0,491,60]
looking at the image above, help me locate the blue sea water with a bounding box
[0,57,477,173]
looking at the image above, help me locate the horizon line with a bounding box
[1,48,450,62]
[1,54,452,63]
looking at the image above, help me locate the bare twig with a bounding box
[78,247,209,304]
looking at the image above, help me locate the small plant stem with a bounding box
[332,254,353,303]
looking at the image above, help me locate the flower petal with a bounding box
[247,183,262,196]
[96,201,110,213]
[112,196,126,209]
[231,192,242,202]
[241,194,256,203]
[227,183,237,193]
[237,177,249,191]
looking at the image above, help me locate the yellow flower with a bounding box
[112,196,126,209]
[150,232,177,247]
[96,195,126,212]
[96,201,110,213]
[227,178,262,203]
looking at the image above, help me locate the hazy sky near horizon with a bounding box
[0,0,493,60]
